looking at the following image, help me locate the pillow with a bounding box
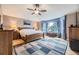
[18,25,33,30]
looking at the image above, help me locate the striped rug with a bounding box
[14,38,67,55]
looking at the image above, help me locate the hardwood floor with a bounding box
[12,39,25,47]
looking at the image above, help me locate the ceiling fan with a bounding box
[27,4,47,15]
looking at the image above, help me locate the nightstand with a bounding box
[13,31,20,40]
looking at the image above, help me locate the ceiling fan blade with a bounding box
[27,8,34,11]
[39,10,47,12]
[31,12,35,15]
[38,13,41,15]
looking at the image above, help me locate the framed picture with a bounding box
[24,20,31,25]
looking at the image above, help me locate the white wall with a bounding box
[66,12,76,40]
[0,5,2,15]
[3,15,24,30]
[0,5,2,24]
[1,4,79,21]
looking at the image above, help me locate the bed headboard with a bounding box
[18,26,34,30]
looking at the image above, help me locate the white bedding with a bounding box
[19,29,43,37]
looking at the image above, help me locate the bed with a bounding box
[18,26,44,43]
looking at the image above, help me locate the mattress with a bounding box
[19,29,43,37]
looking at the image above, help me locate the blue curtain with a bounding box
[41,22,48,33]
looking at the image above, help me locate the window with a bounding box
[41,16,66,39]
[47,22,58,33]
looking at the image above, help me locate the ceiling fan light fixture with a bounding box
[27,4,47,15]
[34,10,39,14]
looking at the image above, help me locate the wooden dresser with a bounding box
[69,27,79,51]
[0,30,13,55]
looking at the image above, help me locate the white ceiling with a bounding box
[1,4,79,21]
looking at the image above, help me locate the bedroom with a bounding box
[0,4,79,55]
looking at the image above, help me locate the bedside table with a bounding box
[13,31,20,40]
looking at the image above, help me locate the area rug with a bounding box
[14,38,67,55]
